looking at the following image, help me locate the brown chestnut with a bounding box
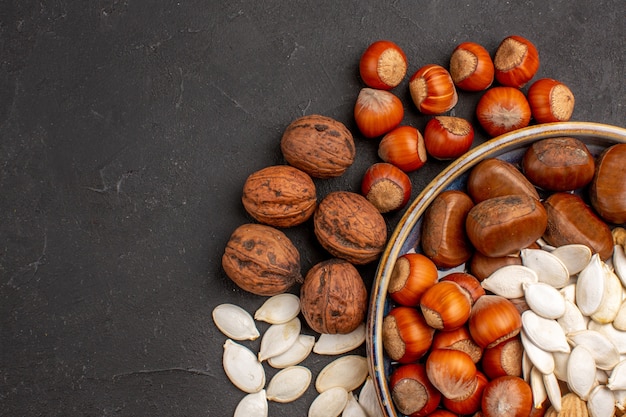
[543,192,614,260]
[466,194,547,258]
[420,190,474,268]
[467,158,540,203]
[522,137,595,191]
[590,143,626,224]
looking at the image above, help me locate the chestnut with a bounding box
[542,192,614,260]
[467,158,539,203]
[522,137,595,192]
[420,190,475,268]
[465,194,547,258]
[590,143,626,224]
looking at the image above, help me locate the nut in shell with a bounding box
[242,165,317,228]
[314,191,387,265]
[280,114,355,179]
[300,258,368,334]
[222,223,302,296]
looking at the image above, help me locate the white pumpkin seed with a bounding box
[587,321,626,354]
[614,389,626,412]
[567,329,620,371]
[308,386,349,417]
[359,377,386,417]
[481,264,538,299]
[551,244,593,276]
[254,293,301,325]
[212,303,260,341]
[520,328,555,375]
[576,254,605,316]
[560,283,577,304]
[314,323,365,355]
[529,366,547,408]
[268,334,315,369]
[523,282,566,319]
[614,300,626,332]
[316,355,369,393]
[266,365,311,403]
[522,310,570,353]
[258,317,301,362]
[553,351,569,382]
[591,263,623,324]
[587,385,615,417]
[596,368,609,385]
[608,359,626,390]
[614,244,626,287]
[223,339,266,393]
[234,390,268,417]
[557,299,587,335]
[543,372,562,413]
[566,345,597,400]
[342,392,369,417]
[521,248,570,288]
[521,350,533,382]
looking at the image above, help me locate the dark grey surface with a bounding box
[1,1,625,416]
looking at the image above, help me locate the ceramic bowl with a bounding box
[365,121,626,417]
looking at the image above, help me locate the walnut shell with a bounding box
[242,165,317,228]
[314,191,387,265]
[222,223,302,296]
[280,114,355,178]
[300,258,367,334]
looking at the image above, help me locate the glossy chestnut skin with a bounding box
[542,192,614,260]
[466,194,547,258]
[590,143,626,224]
[468,251,522,281]
[522,137,595,192]
[467,158,539,203]
[420,190,475,268]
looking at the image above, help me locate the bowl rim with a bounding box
[366,121,626,417]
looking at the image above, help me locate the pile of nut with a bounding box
[215,33,620,417]
[382,138,626,417]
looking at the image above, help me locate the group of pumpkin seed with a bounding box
[480,229,626,416]
[212,293,383,417]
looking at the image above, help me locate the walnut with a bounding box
[242,165,316,228]
[314,191,388,265]
[222,223,302,296]
[300,258,367,334]
[280,114,355,179]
